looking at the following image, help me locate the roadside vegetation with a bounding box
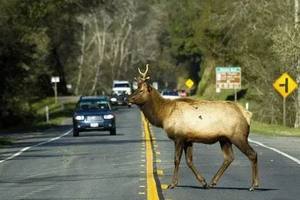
[0,97,76,145]
[30,97,76,130]
[161,0,300,135]
[252,121,300,137]
[0,137,13,146]
[0,0,299,136]
[10,97,76,130]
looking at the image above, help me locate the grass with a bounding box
[0,97,76,133]
[0,137,13,146]
[31,98,76,130]
[251,121,300,137]
[0,97,77,145]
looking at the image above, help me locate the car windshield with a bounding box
[78,100,110,110]
[162,91,179,96]
[114,83,130,87]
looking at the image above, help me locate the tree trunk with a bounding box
[116,23,132,79]
[110,38,120,81]
[90,15,107,95]
[75,19,87,95]
[52,48,68,95]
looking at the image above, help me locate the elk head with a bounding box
[128,64,152,105]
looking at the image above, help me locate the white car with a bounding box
[161,90,180,100]
[112,80,132,95]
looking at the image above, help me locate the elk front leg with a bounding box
[184,142,208,188]
[209,141,234,188]
[168,140,184,189]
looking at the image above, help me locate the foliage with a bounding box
[0,0,95,128]
[160,0,299,127]
[1,0,299,129]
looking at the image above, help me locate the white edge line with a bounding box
[249,138,300,165]
[0,129,72,164]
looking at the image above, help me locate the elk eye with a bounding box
[139,90,143,93]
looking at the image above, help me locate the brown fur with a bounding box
[129,68,259,191]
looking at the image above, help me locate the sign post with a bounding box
[45,106,49,123]
[51,76,60,104]
[216,67,241,102]
[283,98,286,126]
[273,72,298,126]
[234,88,237,102]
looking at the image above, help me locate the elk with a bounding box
[128,64,259,191]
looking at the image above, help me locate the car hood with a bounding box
[74,109,112,116]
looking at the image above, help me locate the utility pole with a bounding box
[294,0,300,127]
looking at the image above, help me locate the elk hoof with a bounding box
[167,183,177,189]
[249,184,259,191]
[202,183,209,189]
[208,182,216,188]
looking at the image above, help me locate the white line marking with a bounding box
[249,138,300,165]
[0,129,72,164]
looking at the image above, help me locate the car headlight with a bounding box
[103,114,114,119]
[110,97,117,102]
[75,115,84,120]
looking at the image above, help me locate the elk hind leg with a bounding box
[184,142,208,188]
[209,140,234,188]
[233,138,259,191]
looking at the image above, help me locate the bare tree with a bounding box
[75,17,87,95]
[90,11,111,95]
[71,0,164,94]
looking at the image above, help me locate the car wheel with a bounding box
[73,129,79,137]
[110,128,116,135]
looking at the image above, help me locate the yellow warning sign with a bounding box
[185,79,194,89]
[273,72,298,98]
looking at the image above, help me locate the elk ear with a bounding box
[147,85,152,92]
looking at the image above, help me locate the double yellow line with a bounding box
[142,114,160,200]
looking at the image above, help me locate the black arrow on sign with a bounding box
[279,78,288,93]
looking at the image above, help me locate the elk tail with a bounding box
[237,104,252,125]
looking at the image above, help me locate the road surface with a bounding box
[0,107,300,200]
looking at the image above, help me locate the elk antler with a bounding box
[138,64,150,81]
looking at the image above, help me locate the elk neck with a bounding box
[139,87,172,128]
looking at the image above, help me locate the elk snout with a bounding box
[128,94,136,103]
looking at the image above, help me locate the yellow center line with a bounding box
[142,113,160,200]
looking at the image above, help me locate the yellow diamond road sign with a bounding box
[185,79,194,89]
[273,72,298,98]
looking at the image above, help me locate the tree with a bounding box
[0,0,99,127]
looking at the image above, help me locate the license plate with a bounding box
[90,123,98,127]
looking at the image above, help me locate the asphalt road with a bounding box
[1,107,300,200]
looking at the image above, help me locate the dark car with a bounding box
[72,96,116,137]
[161,90,180,100]
[109,92,132,107]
